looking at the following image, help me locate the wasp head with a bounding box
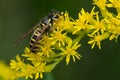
[48,9,63,21]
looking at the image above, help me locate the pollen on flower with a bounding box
[107,0,120,8]
[93,0,107,9]
[73,8,88,34]
[109,27,120,41]
[88,32,102,49]
[104,13,120,30]
[73,7,98,34]
[23,64,34,79]
[40,45,52,57]
[59,11,76,32]
[60,41,82,65]
[50,27,67,47]
[34,62,46,79]
[10,55,24,70]
[37,36,54,57]
[90,14,106,35]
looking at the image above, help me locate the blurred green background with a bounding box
[0,0,120,80]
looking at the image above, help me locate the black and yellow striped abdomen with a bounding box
[29,17,53,53]
[29,27,42,53]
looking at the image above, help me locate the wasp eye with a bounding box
[54,15,59,18]
[52,15,59,20]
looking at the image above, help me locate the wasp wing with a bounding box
[14,24,39,46]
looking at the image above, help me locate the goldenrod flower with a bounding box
[39,36,54,57]
[104,13,120,29]
[22,64,34,79]
[10,55,24,70]
[109,27,120,41]
[60,40,82,65]
[93,0,107,9]
[73,7,97,34]
[88,32,102,49]
[90,14,106,35]
[93,0,109,17]
[9,0,120,79]
[107,0,120,8]
[10,54,46,79]
[62,11,75,31]
[88,31,110,49]
[0,61,16,80]
[33,62,46,79]
[50,27,67,47]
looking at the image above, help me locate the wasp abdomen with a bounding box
[29,27,42,53]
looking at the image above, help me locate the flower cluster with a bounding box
[0,61,16,80]
[10,0,120,79]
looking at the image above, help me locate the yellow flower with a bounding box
[54,11,75,33]
[107,0,120,8]
[38,36,54,57]
[93,0,107,9]
[23,50,42,63]
[63,11,75,30]
[10,55,24,70]
[0,61,16,80]
[109,27,120,41]
[104,13,120,30]
[73,7,97,34]
[88,32,101,49]
[60,40,82,65]
[34,62,46,79]
[10,54,46,79]
[50,27,67,47]
[22,64,34,79]
[40,45,53,57]
[90,14,106,35]
[10,55,34,79]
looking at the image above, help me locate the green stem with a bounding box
[44,56,64,72]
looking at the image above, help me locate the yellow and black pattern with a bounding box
[29,27,42,53]
[29,10,62,53]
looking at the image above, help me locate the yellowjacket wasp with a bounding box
[15,9,63,53]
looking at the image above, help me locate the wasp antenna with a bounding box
[51,9,57,11]
[51,9,60,13]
